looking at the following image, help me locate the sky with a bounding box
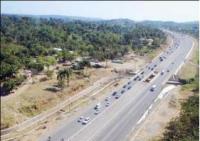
[1,1,199,22]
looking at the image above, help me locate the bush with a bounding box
[27,62,44,72]
[3,79,16,93]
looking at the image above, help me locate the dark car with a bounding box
[127,86,132,90]
[121,90,125,94]
[112,91,117,96]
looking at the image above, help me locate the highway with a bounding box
[40,31,194,141]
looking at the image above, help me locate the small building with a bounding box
[53,48,62,52]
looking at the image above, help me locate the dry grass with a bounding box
[1,53,146,130]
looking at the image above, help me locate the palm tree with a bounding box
[57,68,72,87]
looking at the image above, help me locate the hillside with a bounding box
[1,14,166,95]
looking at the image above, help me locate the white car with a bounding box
[82,117,90,125]
[94,103,101,110]
[150,85,157,91]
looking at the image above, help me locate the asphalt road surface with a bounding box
[40,31,194,141]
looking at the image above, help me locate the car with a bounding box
[127,81,131,85]
[112,91,117,96]
[141,71,144,75]
[121,90,125,94]
[151,68,154,71]
[167,69,170,72]
[115,94,120,99]
[94,110,100,115]
[138,77,141,81]
[78,116,84,122]
[123,85,127,88]
[134,77,137,81]
[105,102,110,107]
[105,96,110,101]
[154,64,157,67]
[161,70,164,75]
[127,86,132,90]
[82,117,90,125]
[150,85,157,91]
[94,103,101,110]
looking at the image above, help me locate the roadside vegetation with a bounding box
[1,14,166,95]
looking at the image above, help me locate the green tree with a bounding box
[57,68,72,88]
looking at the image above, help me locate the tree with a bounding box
[57,68,72,88]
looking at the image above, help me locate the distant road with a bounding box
[40,31,194,141]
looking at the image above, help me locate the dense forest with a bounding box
[0,14,166,94]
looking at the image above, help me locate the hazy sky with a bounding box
[1,1,199,22]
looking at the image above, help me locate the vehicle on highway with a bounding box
[105,96,111,101]
[123,85,127,88]
[138,77,141,81]
[127,86,132,90]
[121,89,125,94]
[150,85,157,91]
[115,94,120,99]
[159,57,163,61]
[161,70,165,75]
[167,69,170,72]
[127,81,131,85]
[105,102,110,107]
[82,117,90,125]
[151,68,154,71]
[94,110,100,115]
[78,116,84,122]
[154,64,157,67]
[112,91,117,96]
[94,103,101,110]
[141,71,144,75]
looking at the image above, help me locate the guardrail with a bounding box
[1,76,118,137]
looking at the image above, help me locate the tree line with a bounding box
[0,15,166,95]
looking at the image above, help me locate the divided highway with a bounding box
[40,31,194,141]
